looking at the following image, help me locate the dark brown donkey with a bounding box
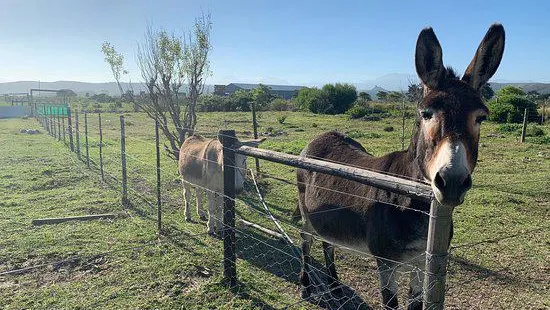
[297,24,505,309]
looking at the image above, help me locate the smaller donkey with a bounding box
[178,134,265,235]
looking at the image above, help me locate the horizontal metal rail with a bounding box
[234,145,433,201]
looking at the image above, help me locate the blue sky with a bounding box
[0,0,548,85]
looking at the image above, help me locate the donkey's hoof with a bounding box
[301,287,312,300]
[185,217,192,222]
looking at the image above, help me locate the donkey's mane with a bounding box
[444,66,460,80]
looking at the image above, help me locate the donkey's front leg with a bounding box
[300,231,314,299]
[182,181,192,221]
[407,259,424,310]
[322,241,342,296]
[377,258,399,310]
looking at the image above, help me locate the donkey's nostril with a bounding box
[434,172,446,190]
[463,174,472,190]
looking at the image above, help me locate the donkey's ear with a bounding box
[462,24,505,91]
[415,27,445,90]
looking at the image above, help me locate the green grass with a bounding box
[1,111,549,309]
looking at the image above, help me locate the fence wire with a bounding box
[19,110,550,310]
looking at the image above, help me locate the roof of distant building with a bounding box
[228,83,305,92]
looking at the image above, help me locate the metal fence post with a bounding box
[219,129,237,288]
[84,112,90,168]
[99,113,104,181]
[520,108,528,143]
[155,119,162,233]
[120,115,128,205]
[75,110,81,159]
[67,107,74,152]
[423,200,453,310]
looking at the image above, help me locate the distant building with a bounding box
[221,83,305,100]
[214,85,227,96]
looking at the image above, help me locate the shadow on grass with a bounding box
[235,227,372,310]
[447,254,543,291]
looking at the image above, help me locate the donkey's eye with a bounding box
[421,110,433,120]
[475,115,487,124]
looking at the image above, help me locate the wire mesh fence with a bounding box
[19,107,549,309]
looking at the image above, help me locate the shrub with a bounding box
[362,115,381,121]
[532,136,550,145]
[296,83,357,114]
[277,115,287,124]
[270,98,291,111]
[347,103,371,119]
[384,126,394,132]
[497,123,522,133]
[487,95,537,123]
[526,125,545,137]
[312,123,318,128]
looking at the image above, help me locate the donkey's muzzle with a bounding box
[433,167,472,207]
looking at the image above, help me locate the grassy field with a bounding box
[1,111,549,309]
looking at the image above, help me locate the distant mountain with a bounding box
[0,81,147,96]
[489,82,550,94]
[355,73,419,92]
[0,81,215,96]
[1,77,549,97]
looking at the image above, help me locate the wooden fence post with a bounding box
[219,129,237,288]
[84,112,89,168]
[67,107,74,152]
[62,115,66,143]
[251,102,261,175]
[120,115,128,205]
[155,119,162,233]
[52,108,56,137]
[99,113,104,181]
[75,110,81,159]
[401,98,406,150]
[520,108,528,143]
[423,200,453,310]
[57,114,61,141]
[542,100,546,124]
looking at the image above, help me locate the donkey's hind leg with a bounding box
[322,241,343,296]
[182,181,192,221]
[300,231,314,299]
[195,187,207,221]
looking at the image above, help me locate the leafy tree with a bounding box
[526,90,541,101]
[496,85,525,97]
[251,84,275,110]
[321,83,357,114]
[376,91,388,101]
[487,94,537,123]
[101,42,127,97]
[232,90,253,111]
[295,87,328,113]
[358,91,372,101]
[406,83,423,103]
[387,91,404,102]
[480,83,494,101]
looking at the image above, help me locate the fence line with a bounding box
[31,107,547,309]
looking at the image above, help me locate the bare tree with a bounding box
[136,14,212,160]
